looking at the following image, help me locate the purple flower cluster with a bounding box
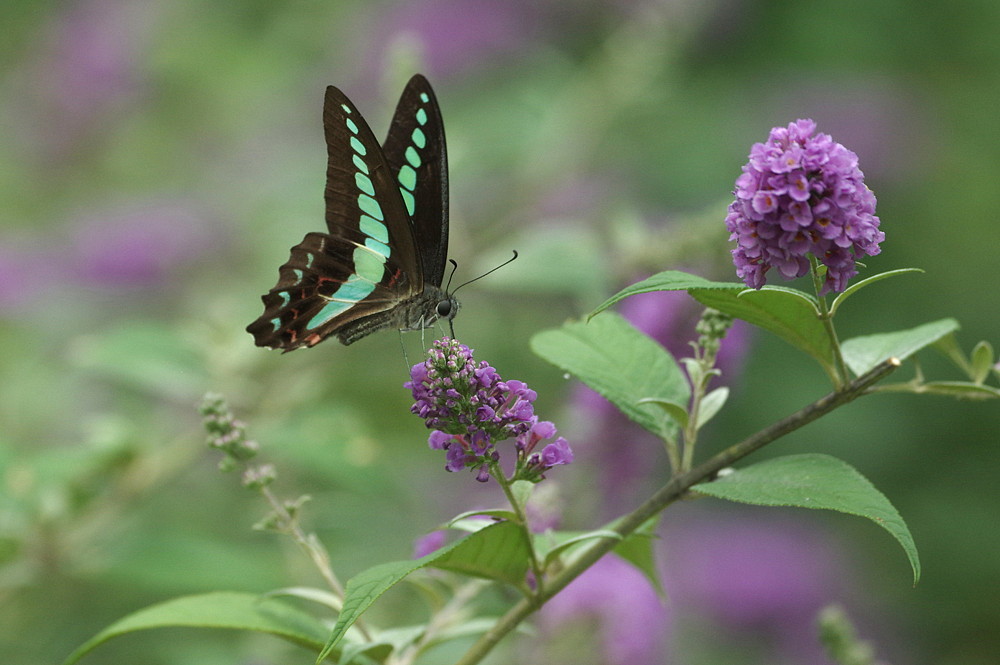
[726,119,884,294]
[405,338,573,482]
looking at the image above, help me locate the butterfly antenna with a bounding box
[451,250,518,295]
[444,259,460,293]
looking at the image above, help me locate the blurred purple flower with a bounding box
[771,78,928,185]
[0,241,56,310]
[538,554,671,665]
[70,202,216,287]
[369,0,539,79]
[13,0,153,159]
[662,507,868,664]
[0,201,214,315]
[412,530,447,558]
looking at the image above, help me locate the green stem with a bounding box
[810,255,849,388]
[452,357,899,665]
[664,433,681,474]
[492,461,545,594]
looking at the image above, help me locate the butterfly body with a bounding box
[247,75,455,352]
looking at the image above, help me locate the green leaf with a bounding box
[586,269,839,379]
[611,517,663,595]
[696,387,730,429]
[589,270,744,319]
[829,268,924,316]
[446,511,518,528]
[692,454,920,584]
[637,396,689,429]
[318,521,530,662]
[531,313,689,439]
[537,529,623,568]
[875,380,1000,400]
[690,286,838,379]
[539,518,663,596]
[841,318,960,376]
[431,521,532,585]
[969,340,995,384]
[931,332,972,374]
[62,592,328,665]
[510,480,535,514]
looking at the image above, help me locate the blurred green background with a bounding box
[2,1,998,664]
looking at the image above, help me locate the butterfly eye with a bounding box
[436,300,453,318]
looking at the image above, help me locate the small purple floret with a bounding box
[726,119,884,294]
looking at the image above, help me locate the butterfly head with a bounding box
[438,294,459,337]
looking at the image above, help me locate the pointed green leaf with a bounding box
[931,332,972,374]
[431,520,532,584]
[537,529,623,568]
[637,396,689,429]
[446,511,518,528]
[611,516,663,595]
[692,454,920,584]
[829,268,924,316]
[318,521,530,662]
[63,592,328,665]
[510,480,535,514]
[589,270,744,319]
[586,269,838,379]
[969,341,995,384]
[531,313,689,438]
[690,286,837,378]
[875,380,1000,400]
[841,318,960,376]
[696,387,730,429]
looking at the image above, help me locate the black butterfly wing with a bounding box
[381,74,449,287]
[246,84,424,351]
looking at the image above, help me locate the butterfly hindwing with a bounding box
[382,74,449,287]
[246,75,454,352]
[245,232,417,350]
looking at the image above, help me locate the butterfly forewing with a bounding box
[382,75,449,287]
[246,75,453,352]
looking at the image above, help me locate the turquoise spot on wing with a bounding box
[365,236,391,259]
[292,269,303,281]
[419,92,429,103]
[334,274,377,302]
[358,194,384,221]
[345,118,359,134]
[353,154,368,174]
[278,292,290,306]
[350,137,366,156]
[405,146,421,168]
[400,189,415,216]
[353,247,386,282]
[398,164,416,191]
[355,172,375,196]
[341,103,351,113]
[416,108,427,125]
[270,317,281,331]
[309,299,351,328]
[305,253,314,268]
[411,127,426,149]
[359,215,388,242]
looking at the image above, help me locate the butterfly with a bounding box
[246,74,458,352]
